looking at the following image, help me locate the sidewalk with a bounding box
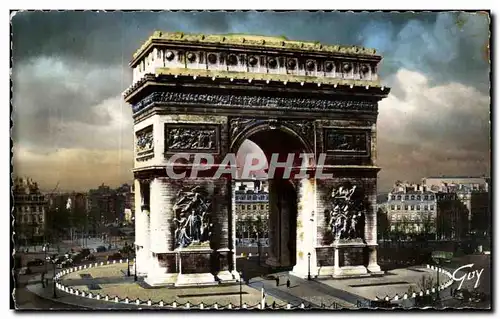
[248,273,356,309]
[26,282,153,310]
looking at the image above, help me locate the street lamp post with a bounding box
[435,259,440,302]
[43,243,48,274]
[307,252,311,280]
[134,256,138,281]
[239,271,243,308]
[46,254,58,298]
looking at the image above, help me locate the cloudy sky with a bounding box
[11,11,490,192]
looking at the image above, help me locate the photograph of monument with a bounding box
[9,10,491,311]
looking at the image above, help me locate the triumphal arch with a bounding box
[124,32,390,287]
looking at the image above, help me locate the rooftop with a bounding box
[132,31,379,61]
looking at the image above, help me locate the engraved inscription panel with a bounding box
[165,124,219,153]
[324,128,369,156]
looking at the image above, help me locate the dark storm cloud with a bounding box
[11,11,490,191]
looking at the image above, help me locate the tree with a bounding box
[377,207,389,241]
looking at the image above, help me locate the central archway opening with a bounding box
[233,126,310,278]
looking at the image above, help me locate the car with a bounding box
[18,267,32,275]
[27,259,44,267]
[96,246,107,253]
[85,254,96,261]
[107,252,123,261]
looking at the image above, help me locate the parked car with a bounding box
[96,246,107,253]
[27,259,44,267]
[18,267,32,275]
[107,252,123,261]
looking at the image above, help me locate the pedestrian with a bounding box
[275,276,279,286]
[272,301,276,309]
[286,278,291,288]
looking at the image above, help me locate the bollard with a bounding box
[242,303,247,309]
[227,303,232,309]
[300,303,305,309]
[200,303,204,309]
[394,295,399,301]
[159,300,164,307]
[136,299,140,305]
[147,299,152,306]
[119,259,123,263]
[113,260,116,264]
[214,303,218,309]
[114,296,119,303]
[105,295,109,301]
[286,304,291,309]
[172,301,177,308]
[403,294,408,300]
[412,293,416,298]
[96,294,101,300]
[431,288,435,293]
[125,298,129,304]
[186,302,190,309]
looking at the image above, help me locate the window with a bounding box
[247,205,251,210]
[430,205,435,210]
[253,195,257,200]
[247,195,252,200]
[410,205,414,211]
[391,225,396,231]
[404,205,408,210]
[242,205,245,210]
[390,195,395,200]
[397,205,401,210]
[416,195,421,200]
[405,195,409,200]
[253,205,257,210]
[410,195,415,200]
[424,195,428,200]
[424,205,428,210]
[396,195,401,200]
[260,205,264,210]
[390,205,395,210]
[410,214,415,221]
[391,215,396,221]
[429,195,435,200]
[416,205,420,210]
[266,205,269,210]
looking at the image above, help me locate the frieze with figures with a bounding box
[135,126,154,161]
[324,184,367,242]
[165,124,219,153]
[173,186,213,248]
[132,91,378,114]
[324,129,369,154]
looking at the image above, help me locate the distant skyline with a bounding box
[11,11,490,192]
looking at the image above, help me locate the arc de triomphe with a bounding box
[123,32,390,287]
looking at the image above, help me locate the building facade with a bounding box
[234,181,269,239]
[13,177,47,244]
[385,177,490,241]
[385,182,437,236]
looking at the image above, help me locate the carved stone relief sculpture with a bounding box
[166,125,218,152]
[136,126,154,161]
[173,186,213,249]
[324,129,369,155]
[325,183,366,242]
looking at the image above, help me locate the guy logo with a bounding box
[452,264,484,290]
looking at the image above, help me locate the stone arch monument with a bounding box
[124,32,390,287]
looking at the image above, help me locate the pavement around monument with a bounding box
[318,267,449,301]
[58,263,287,307]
